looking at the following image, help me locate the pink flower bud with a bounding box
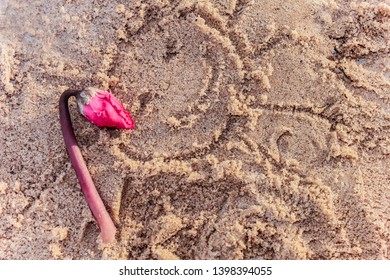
[76,87,135,130]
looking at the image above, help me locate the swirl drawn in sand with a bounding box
[107,1,389,259]
[0,0,388,260]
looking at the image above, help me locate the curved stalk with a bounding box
[59,89,116,245]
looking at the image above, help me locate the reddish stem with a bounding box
[59,89,116,245]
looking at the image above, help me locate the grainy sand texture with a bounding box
[0,0,389,259]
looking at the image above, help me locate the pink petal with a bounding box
[80,88,135,130]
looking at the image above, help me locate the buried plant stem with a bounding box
[59,89,116,245]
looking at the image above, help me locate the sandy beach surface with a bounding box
[0,0,389,259]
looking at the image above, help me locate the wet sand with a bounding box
[0,0,389,259]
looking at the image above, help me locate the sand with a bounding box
[0,0,389,259]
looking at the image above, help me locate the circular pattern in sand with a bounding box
[113,13,243,159]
